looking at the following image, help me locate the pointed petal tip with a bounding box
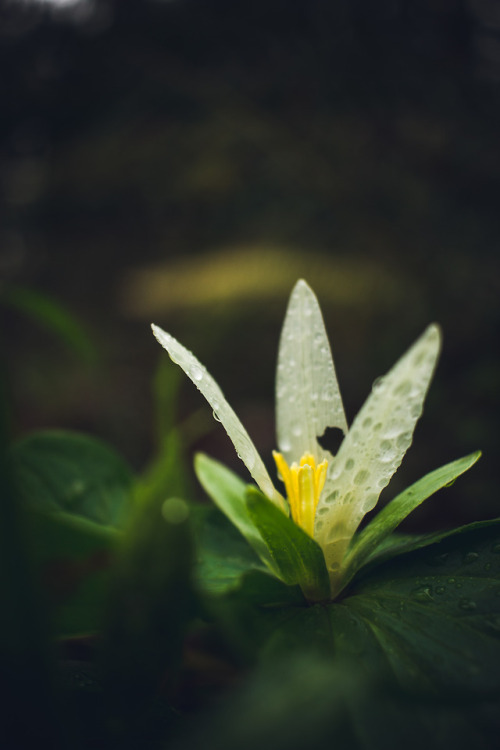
[151,323,172,348]
[421,322,442,359]
[291,278,314,297]
[426,322,442,341]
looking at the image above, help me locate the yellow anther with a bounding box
[273,451,328,538]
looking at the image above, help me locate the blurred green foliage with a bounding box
[1,284,499,748]
[1,3,500,745]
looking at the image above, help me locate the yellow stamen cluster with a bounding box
[272,451,328,538]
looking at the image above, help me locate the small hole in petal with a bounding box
[317,427,344,454]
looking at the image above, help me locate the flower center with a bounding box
[272,451,328,537]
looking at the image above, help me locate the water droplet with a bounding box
[393,380,411,396]
[463,551,479,565]
[458,598,477,612]
[354,469,369,485]
[447,577,456,584]
[373,422,383,431]
[428,552,449,567]
[485,616,500,633]
[379,440,397,463]
[243,452,255,470]
[492,543,500,554]
[411,585,434,602]
[372,376,385,392]
[345,458,355,470]
[212,411,222,422]
[484,562,492,572]
[362,417,373,428]
[280,438,291,452]
[190,365,203,381]
[292,424,302,437]
[396,432,412,449]
[435,586,446,595]
[413,351,425,367]
[361,493,379,511]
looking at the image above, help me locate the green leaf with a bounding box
[209,519,500,749]
[194,453,279,575]
[336,517,500,694]
[341,451,481,591]
[246,487,330,602]
[10,430,134,528]
[193,506,270,595]
[364,518,500,570]
[29,511,118,638]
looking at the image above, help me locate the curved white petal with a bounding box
[315,324,441,575]
[152,324,284,508]
[276,280,348,465]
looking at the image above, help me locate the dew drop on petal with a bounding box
[190,365,203,381]
[354,469,370,485]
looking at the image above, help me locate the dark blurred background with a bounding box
[1,0,499,529]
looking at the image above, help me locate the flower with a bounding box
[152,280,440,590]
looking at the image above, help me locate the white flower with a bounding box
[152,280,440,586]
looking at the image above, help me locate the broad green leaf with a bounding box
[194,453,279,576]
[341,451,482,591]
[209,519,500,749]
[246,487,330,602]
[193,506,269,595]
[10,430,134,528]
[29,511,118,638]
[336,517,500,694]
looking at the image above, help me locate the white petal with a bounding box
[276,280,348,465]
[151,324,284,508]
[315,324,441,573]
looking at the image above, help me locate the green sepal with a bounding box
[246,487,330,602]
[340,451,481,593]
[194,453,280,576]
